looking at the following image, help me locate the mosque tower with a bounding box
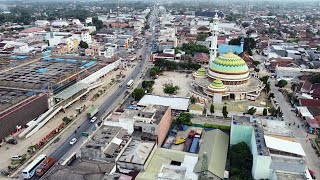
[209,13,219,67]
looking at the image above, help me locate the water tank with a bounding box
[259,151,263,155]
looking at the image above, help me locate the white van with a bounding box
[11,155,22,161]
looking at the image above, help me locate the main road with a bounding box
[270,80,320,176]
[29,6,159,180]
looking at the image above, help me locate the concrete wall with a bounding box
[0,94,49,140]
[157,107,172,146]
[230,124,253,145]
[250,132,272,179]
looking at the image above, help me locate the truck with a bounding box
[189,137,200,153]
[195,129,203,138]
[35,157,56,176]
[87,106,99,119]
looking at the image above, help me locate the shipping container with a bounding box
[35,157,56,177]
[189,137,200,153]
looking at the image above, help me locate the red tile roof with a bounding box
[300,99,320,108]
[302,81,313,92]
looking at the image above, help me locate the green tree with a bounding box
[190,96,197,104]
[247,107,256,115]
[92,17,104,31]
[291,82,298,92]
[163,83,180,95]
[222,106,228,118]
[228,37,256,56]
[210,104,215,114]
[132,88,145,101]
[265,83,271,93]
[310,73,320,83]
[175,112,192,125]
[263,108,268,116]
[230,142,253,180]
[268,93,275,100]
[252,60,260,66]
[62,116,72,124]
[149,69,157,77]
[79,40,89,49]
[241,22,250,28]
[196,32,210,41]
[277,80,288,88]
[178,43,209,55]
[268,107,277,116]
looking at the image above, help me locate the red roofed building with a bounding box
[151,53,176,62]
[217,36,226,44]
[299,99,320,108]
[111,22,129,28]
[193,53,209,64]
[268,57,297,72]
[19,27,45,36]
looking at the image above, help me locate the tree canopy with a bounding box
[163,83,180,95]
[175,112,192,125]
[196,32,211,41]
[230,142,253,180]
[154,58,200,71]
[178,43,209,55]
[222,106,228,118]
[228,37,256,55]
[132,88,145,101]
[79,41,89,49]
[277,80,288,88]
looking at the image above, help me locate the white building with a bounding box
[85,17,93,24]
[34,20,50,27]
[72,31,92,44]
[51,20,69,27]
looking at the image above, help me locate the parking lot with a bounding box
[163,126,204,153]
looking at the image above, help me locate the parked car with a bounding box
[90,116,98,123]
[7,139,17,145]
[11,155,22,161]
[69,138,77,145]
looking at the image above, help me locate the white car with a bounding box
[90,116,98,123]
[69,138,77,145]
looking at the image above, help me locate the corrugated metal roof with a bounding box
[193,129,229,179]
[264,135,306,156]
[137,95,190,111]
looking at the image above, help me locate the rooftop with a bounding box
[194,129,229,179]
[118,140,155,165]
[0,88,34,113]
[137,95,190,111]
[136,148,198,180]
[42,157,115,180]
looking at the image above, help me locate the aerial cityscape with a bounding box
[0,0,320,180]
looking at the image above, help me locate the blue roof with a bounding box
[36,68,46,73]
[218,44,243,54]
[55,58,64,62]
[66,59,77,63]
[43,57,52,61]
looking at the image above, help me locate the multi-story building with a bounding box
[107,105,172,147]
[231,115,312,180]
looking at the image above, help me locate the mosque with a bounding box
[192,14,264,102]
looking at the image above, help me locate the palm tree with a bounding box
[291,82,298,92]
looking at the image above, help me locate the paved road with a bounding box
[270,80,320,176]
[28,6,159,180]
